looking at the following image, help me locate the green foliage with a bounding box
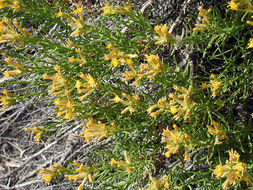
[0,0,252,189]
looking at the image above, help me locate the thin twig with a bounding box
[121,0,156,34]
[169,0,192,34]
[0,124,81,180]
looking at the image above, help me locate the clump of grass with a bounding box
[0,0,252,189]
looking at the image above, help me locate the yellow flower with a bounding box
[25,125,45,143]
[112,93,139,114]
[75,74,99,101]
[3,57,26,77]
[82,118,118,143]
[193,7,212,33]
[154,24,175,45]
[104,43,138,69]
[0,89,17,110]
[207,120,227,145]
[141,176,170,190]
[54,91,76,119]
[68,49,87,66]
[4,69,22,78]
[0,18,31,44]
[44,65,70,97]
[227,0,252,11]
[147,97,171,118]
[101,0,132,16]
[57,4,85,37]
[0,0,24,12]
[162,124,193,160]
[38,163,66,183]
[65,161,95,190]
[213,149,250,189]
[110,151,136,172]
[139,54,163,80]
[247,38,253,49]
[169,85,195,120]
[228,0,239,10]
[202,74,223,98]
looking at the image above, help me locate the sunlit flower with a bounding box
[139,54,163,80]
[75,74,99,101]
[140,176,170,190]
[207,120,227,145]
[54,91,76,119]
[169,85,195,120]
[104,43,138,69]
[193,7,212,33]
[154,24,175,46]
[39,163,67,183]
[0,89,17,110]
[247,38,253,49]
[228,0,239,10]
[110,151,136,172]
[122,58,140,85]
[147,97,171,118]
[213,149,251,189]
[57,4,86,36]
[113,93,139,114]
[44,65,70,97]
[227,0,252,11]
[0,18,31,44]
[0,0,25,12]
[101,0,132,16]
[162,124,193,160]
[82,118,118,143]
[68,49,87,66]
[202,74,223,98]
[65,161,95,190]
[25,125,45,143]
[3,57,26,78]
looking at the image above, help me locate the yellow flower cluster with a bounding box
[147,97,171,118]
[82,118,118,143]
[65,160,95,190]
[25,125,45,143]
[44,65,70,96]
[207,120,227,145]
[113,93,139,114]
[0,18,31,44]
[169,85,195,120]
[147,85,194,120]
[193,7,212,33]
[140,54,163,80]
[105,44,163,85]
[0,0,24,12]
[162,124,193,160]
[140,176,170,190]
[202,74,223,98]
[104,43,138,69]
[44,66,78,119]
[154,24,175,46]
[3,57,26,78]
[0,89,16,110]
[213,149,251,189]
[227,0,252,11]
[68,49,87,67]
[101,0,132,16]
[57,4,85,36]
[110,151,136,173]
[75,73,99,101]
[38,163,66,183]
[54,91,76,119]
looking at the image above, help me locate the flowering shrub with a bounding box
[0,0,252,189]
